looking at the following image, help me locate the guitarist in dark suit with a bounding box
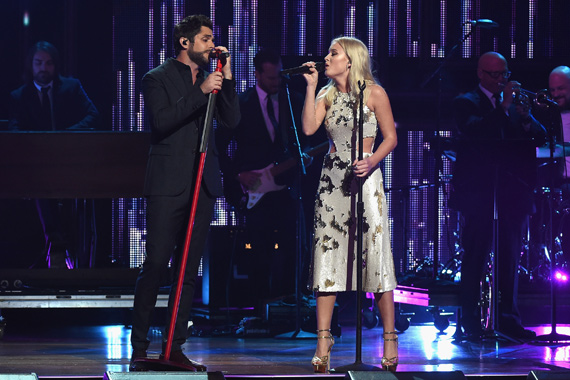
[217,49,308,308]
[130,15,239,370]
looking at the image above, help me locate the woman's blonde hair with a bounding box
[317,36,378,108]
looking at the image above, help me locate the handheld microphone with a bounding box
[281,62,325,76]
[209,49,230,59]
[465,19,499,29]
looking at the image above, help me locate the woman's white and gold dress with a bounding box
[310,91,397,293]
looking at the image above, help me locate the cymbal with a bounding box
[536,142,570,158]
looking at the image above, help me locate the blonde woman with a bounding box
[302,36,398,373]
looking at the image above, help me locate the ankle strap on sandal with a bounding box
[316,329,331,333]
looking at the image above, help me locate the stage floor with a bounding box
[0,309,569,380]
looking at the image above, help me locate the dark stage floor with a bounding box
[0,307,569,380]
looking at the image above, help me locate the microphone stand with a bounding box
[132,57,224,372]
[275,74,316,339]
[533,104,570,344]
[332,81,381,373]
[420,26,475,281]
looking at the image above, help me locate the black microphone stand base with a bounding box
[330,361,382,373]
[533,332,570,344]
[129,358,205,372]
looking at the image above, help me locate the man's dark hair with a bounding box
[253,49,281,73]
[173,14,213,55]
[25,41,60,82]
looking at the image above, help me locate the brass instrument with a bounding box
[514,88,557,108]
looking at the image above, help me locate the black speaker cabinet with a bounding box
[202,227,256,308]
[103,371,225,380]
[527,370,570,379]
[346,371,466,380]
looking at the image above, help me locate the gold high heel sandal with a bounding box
[381,331,399,372]
[311,329,335,373]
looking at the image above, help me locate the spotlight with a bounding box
[554,270,568,282]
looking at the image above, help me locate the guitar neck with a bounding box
[269,142,329,177]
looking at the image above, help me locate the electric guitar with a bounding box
[228,142,329,210]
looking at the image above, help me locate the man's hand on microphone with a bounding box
[215,46,232,80]
[200,71,224,94]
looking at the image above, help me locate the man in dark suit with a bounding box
[9,41,99,131]
[8,41,99,269]
[451,52,546,340]
[217,50,308,309]
[130,15,239,370]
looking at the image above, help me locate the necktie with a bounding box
[41,86,53,130]
[493,93,501,109]
[266,95,279,142]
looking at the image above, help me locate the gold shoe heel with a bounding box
[311,329,335,373]
[381,331,399,372]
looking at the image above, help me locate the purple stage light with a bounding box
[555,271,568,282]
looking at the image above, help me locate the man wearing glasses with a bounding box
[450,52,546,340]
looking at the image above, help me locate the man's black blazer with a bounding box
[142,58,240,198]
[9,76,99,131]
[451,87,547,216]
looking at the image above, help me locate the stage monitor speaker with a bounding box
[0,375,38,380]
[346,371,466,380]
[527,370,570,379]
[202,227,256,308]
[103,372,225,380]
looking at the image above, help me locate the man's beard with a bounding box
[34,71,53,85]
[187,48,209,67]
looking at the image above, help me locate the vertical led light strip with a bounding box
[138,94,144,131]
[318,0,325,55]
[405,0,412,57]
[149,0,154,70]
[547,0,553,57]
[367,2,374,57]
[345,0,355,37]
[528,0,535,59]
[298,0,306,55]
[461,0,473,58]
[128,49,135,131]
[174,0,184,25]
[511,0,516,58]
[249,0,258,86]
[159,2,167,65]
[282,0,288,55]
[116,71,122,130]
[408,131,423,270]
[439,0,446,58]
[388,0,397,57]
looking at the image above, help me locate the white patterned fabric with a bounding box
[310,92,397,293]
